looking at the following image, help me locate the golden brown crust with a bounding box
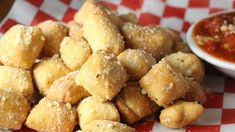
[184,78,207,104]
[37,20,68,57]
[33,56,71,95]
[165,52,204,82]
[172,42,191,53]
[83,120,135,132]
[115,82,159,124]
[76,50,128,100]
[119,13,138,25]
[83,6,125,55]
[67,21,84,38]
[160,101,204,128]
[25,98,77,132]
[165,28,182,44]
[118,49,156,80]
[0,24,45,69]
[74,0,100,24]
[77,96,120,129]
[0,89,30,130]
[140,59,189,107]
[103,6,120,26]
[121,23,173,60]
[0,66,34,102]
[60,37,92,70]
[46,71,90,104]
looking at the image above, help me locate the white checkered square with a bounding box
[160,17,183,31]
[117,5,135,15]
[223,93,235,108]
[141,0,165,16]
[40,0,68,20]
[8,0,38,25]
[100,0,121,5]
[210,0,233,9]
[70,0,85,10]
[202,75,225,93]
[166,0,189,8]
[180,33,186,41]
[185,8,209,23]
[221,124,235,132]
[194,109,222,125]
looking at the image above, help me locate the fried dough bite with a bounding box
[33,55,71,95]
[60,37,92,70]
[0,89,30,130]
[172,42,191,53]
[74,0,100,24]
[77,96,120,129]
[164,29,191,53]
[184,78,207,104]
[160,101,204,128]
[104,9,138,27]
[0,24,45,69]
[67,21,83,38]
[121,23,173,60]
[118,49,156,80]
[76,50,128,100]
[25,98,77,132]
[165,28,182,44]
[74,0,134,28]
[37,20,68,57]
[165,52,204,82]
[119,13,138,25]
[83,120,135,132]
[103,6,120,26]
[0,66,34,102]
[140,59,189,107]
[46,71,90,104]
[115,82,159,124]
[83,6,125,55]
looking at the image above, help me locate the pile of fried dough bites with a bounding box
[0,0,206,131]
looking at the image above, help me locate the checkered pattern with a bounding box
[0,0,235,132]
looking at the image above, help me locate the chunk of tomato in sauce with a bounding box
[202,39,218,51]
[221,33,235,54]
[205,16,223,35]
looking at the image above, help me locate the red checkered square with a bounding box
[62,8,77,23]
[222,109,235,124]
[204,93,223,108]
[100,1,118,10]
[209,8,224,14]
[188,0,210,7]
[163,5,185,19]
[182,21,191,32]
[31,10,56,26]
[60,0,72,5]
[26,0,43,7]
[186,125,220,132]
[224,78,235,93]
[121,0,144,10]
[0,19,19,33]
[139,13,160,26]
[135,121,155,132]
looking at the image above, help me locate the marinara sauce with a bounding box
[193,12,235,63]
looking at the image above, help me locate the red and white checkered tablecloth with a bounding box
[0,0,235,132]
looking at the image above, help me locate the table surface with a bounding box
[0,0,15,23]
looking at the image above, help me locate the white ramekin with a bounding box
[186,10,235,79]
